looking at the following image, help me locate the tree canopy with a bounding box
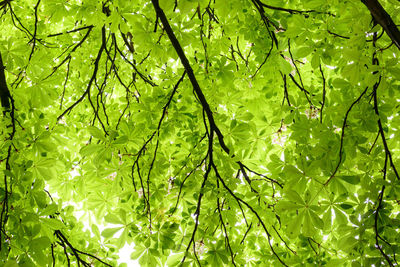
[1,0,400,266]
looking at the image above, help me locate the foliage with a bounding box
[1,0,400,266]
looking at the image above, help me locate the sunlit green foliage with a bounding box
[1,0,400,266]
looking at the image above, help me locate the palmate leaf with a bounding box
[138,250,159,267]
[130,245,146,260]
[31,158,59,181]
[80,143,103,157]
[40,218,65,231]
[39,203,58,216]
[87,125,106,141]
[166,253,184,267]
[338,175,361,185]
[101,227,122,239]
[104,213,124,225]
[287,212,302,238]
[1,0,400,266]
[3,261,19,267]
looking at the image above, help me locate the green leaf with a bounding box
[113,228,126,249]
[309,209,324,229]
[87,126,106,140]
[40,203,58,216]
[31,236,51,249]
[4,260,19,267]
[338,175,360,185]
[33,159,58,180]
[131,246,145,260]
[139,250,159,267]
[276,200,303,211]
[333,207,348,225]
[104,213,124,225]
[92,224,101,239]
[3,0,400,264]
[332,78,350,89]
[340,203,353,210]
[166,253,184,266]
[287,213,302,238]
[101,227,122,238]
[311,53,320,69]
[80,144,103,157]
[113,135,129,144]
[285,190,305,205]
[40,218,65,230]
[296,46,313,58]
[33,191,47,208]
[279,56,293,75]
[303,210,315,236]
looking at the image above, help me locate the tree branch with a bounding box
[57,27,105,120]
[150,0,230,154]
[0,51,10,111]
[361,0,400,50]
[324,87,368,186]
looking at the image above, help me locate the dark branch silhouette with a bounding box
[362,0,400,50]
[0,52,10,111]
